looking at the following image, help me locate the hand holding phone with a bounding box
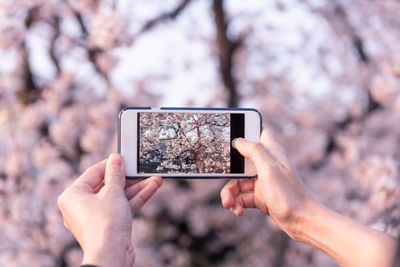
[57,154,162,267]
[118,107,262,178]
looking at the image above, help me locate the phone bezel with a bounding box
[118,107,262,179]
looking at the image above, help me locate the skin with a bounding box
[57,153,162,267]
[221,129,398,267]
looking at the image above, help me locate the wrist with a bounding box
[282,196,323,243]
[81,237,135,267]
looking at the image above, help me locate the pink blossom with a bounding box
[88,101,118,128]
[19,103,45,131]
[80,124,109,153]
[0,17,25,51]
[36,159,73,201]
[32,140,60,168]
[369,74,398,105]
[69,0,100,14]
[395,95,400,116]
[95,52,119,74]
[3,146,30,178]
[42,72,74,115]
[49,120,79,151]
[87,7,132,50]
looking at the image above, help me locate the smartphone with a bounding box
[118,107,262,178]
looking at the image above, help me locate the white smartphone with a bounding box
[118,107,262,178]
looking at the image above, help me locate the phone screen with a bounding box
[137,112,244,174]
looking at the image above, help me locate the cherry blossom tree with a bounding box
[139,112,230,173]
[0,0,399,266]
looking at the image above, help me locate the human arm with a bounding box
[57,153,162,267]
[221,130,398,267]
[297,199,397,267]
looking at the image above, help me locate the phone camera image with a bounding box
[137,112,244,174]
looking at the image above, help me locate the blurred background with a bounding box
[1,0,400,266]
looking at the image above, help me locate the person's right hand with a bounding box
[221,130,399,267]
[221,129,314,239]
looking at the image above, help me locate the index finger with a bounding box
[72,159,107,193]
[220,179,255,209]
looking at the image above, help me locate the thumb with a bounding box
[104,153,125,191]
[234,138,274,169]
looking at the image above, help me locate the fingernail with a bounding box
[110,153,122,167]
[221,194,227,205]
[154,176,162,187]
[231,138,238,149]
[232,138,244,149]
[235,138,245,146]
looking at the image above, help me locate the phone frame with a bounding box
[118,107,262,179]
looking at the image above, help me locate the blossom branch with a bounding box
[138,0,194,34]
[71,9,110,84]
[212,0,244,108]
[332,4,369,63]
[309,3,382,170]
[49,15,61,75]
[19,8,39,105]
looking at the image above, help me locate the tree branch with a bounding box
[19,43,38,105]
[308,3,382,170]
[55,240,80,267]
[212,0,242,108]
[69,1,195,85]
[139,0,194,34]
[49,15,61,75]
[72,10,110,84]
[333,4,369,63]
[311,91,381,170]
[19,8,39,105]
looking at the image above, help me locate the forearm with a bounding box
[294,199,397,267]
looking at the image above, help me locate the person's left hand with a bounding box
[57,153,162,267]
